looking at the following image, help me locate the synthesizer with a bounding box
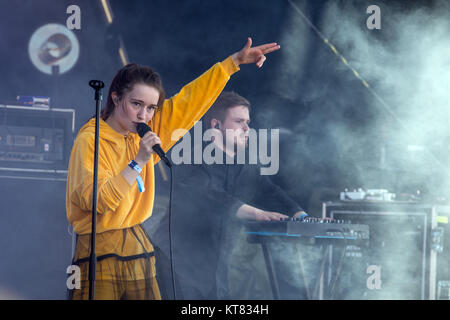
[244,218,370,241]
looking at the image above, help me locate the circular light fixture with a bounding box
[28,23,80,75]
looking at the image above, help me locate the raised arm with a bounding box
[151,37,281,160]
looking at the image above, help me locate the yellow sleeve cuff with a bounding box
[221,55,240,76]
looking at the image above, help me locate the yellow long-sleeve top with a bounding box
[66,56,239,236]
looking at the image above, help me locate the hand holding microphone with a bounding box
[136,123,172,167]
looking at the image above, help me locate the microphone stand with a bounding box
[88,80,105,300]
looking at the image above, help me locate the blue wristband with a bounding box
[128,160,142,173]
[128,160,145,192]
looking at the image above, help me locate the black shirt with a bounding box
[149,144,304,298]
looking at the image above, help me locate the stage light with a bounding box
[28,23,79,75]
[100,0,114,25]
[119,45,128,66]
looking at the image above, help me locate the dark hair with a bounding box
[101,63,166,121]
[203,91,251,129]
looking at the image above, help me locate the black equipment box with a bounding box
[322,201,449,300]
[0,104,75,180]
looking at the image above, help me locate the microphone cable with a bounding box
[136,122,177,299]
[167,163,177,300]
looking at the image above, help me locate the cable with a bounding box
[311,227,349,299]
[327,229,348,299]
[294,242,311,300]
[312,244,330,299]
[167,164,177,299]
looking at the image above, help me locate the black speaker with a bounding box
[0,105,75,174]
[0,176,72,299]
[322,201,444,300]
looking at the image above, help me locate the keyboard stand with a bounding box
[260,240,281,299]
[247,234,336,300]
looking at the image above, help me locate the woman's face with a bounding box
[108,83,160,135]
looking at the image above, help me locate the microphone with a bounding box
[136,122,172,168]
